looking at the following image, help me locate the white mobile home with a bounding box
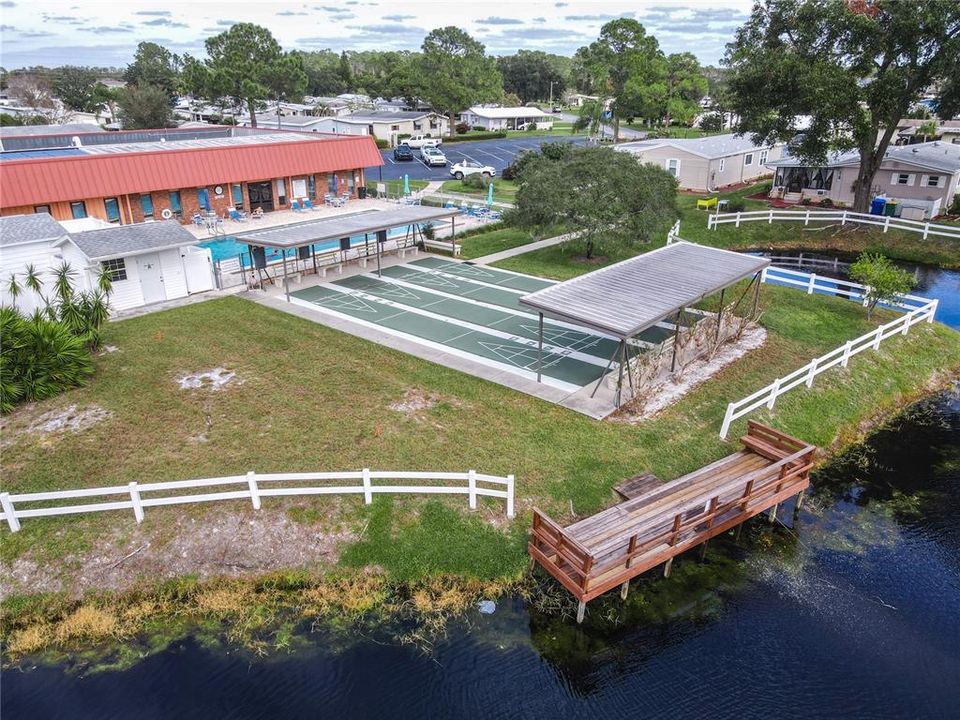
[459,106,554,131]
[0,215,215,313]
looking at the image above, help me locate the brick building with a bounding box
[0,126,383,225]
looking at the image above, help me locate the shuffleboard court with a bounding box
[409,256,555,293]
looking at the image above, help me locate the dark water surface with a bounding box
[4,389,960,719]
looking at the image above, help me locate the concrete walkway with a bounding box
[471,231,576,265]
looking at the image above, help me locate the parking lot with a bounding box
[366,135,588,182]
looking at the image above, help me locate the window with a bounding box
[391,124,400,131]
[348,173,355,194]
[926,175,941,188]
[70,201,87,219]
[895,173,910,185]
[308,175,316,200]
[104,197,121,223]
[328,174,337,193]
[231,184,243,207]
[292,177,307,199]
[718,158,725,173]
[276,178,287,206]
[744,153,754,166]
[139,194,154,218]
[430,120,438,129]
[666,158,680,177]
[169,191,182,217]
[34,204,51,215]
[413,121,422,131]
[101,258,127,282]
[197,187,210,211]
[759,150,768,165]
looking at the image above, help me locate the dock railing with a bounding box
[706,208,960,241]
[0,469,515,533]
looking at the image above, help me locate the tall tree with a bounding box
[512,146,678,259]
[660,53,708,126]
[52,66,100,112]
[300,50,348,96]
[190,23,307,127]
[577,19,663,142]
[497,51,566,104]
[116,84,174,129]
[415,27,502,138]
[725,0,960,213]
[124,42,181,99]
[6,74,63,122]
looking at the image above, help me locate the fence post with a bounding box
[506,474,515,518]
[883,216,890,233]
[923,222,930,240]
[927,299,938,323]
[804,210,810,226]
[766,378,781,410]
[760,266,768,283]
[805,357,818,388]
[862,286,871,307]
[129,482,144,523]
[362,468,372,505]
[247,471,261,510]
[807,273,816,294]
[0,492,20,532]
[719,404,735,440]
[768,209,773,224]
[872,326,883,351]
[841,210,847,226]
[841,340,853,367]
[468,469,477,510]
[735,212,741,228]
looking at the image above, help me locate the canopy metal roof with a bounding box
[519,242,769,339]
[234,206,460,249]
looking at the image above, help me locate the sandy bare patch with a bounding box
[28,404,113,435]
[177,368,241,391]
[389,387,461,423]
[0,501,355,599]
[616,326,768,422]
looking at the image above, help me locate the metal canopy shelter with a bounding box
[518,241,770,406]
[234,205,460,298]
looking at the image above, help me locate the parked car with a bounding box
[552,105,562,113]
[393,144,414,161]
[404,134,442,149]
[517,122,541,131]
[449,160,496,180]
[420,146,447,167]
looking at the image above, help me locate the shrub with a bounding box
[849,253,917,320]
[455,122,470,134]
[755,181,773,196]
[422,223,436,240]
[726,199,746,212]
[819,197,834,208]
[374,138,390,149]
[461,173,488,190]
[501,164,517,181]
[800,197,813,205]
[699,112,723,133]
[950,194,960,215]
[471,125,485,132]
[443,131,508,143]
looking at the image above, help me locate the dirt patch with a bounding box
[1,404,113,450]
[0,501,355,599]
[177,368,241,391]
[574,254,609,265]
[389,387,461,423]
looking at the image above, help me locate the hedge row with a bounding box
[442,131,508,143]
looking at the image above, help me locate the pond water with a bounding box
[5,386,959,718]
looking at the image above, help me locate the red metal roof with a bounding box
[0,135,384,208]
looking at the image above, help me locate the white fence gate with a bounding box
[0,469,516,532]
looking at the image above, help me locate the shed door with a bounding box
[136,253,165,305]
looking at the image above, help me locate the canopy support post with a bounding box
[590,340,622,399]
[451,215,456,255]
[715,288,726,346]
[670,308,684,372]
[377,232,382,278]
[536,312,544,383]
[752,271,762,318]
[615,339,626,408]
[281,250,289,302]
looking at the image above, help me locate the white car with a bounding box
[420,146,448,167]
[404,134,442,149]
[449,160,496,180]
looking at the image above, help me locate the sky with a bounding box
[0,0,753,70]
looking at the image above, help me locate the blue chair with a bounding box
[229,208,246,222]
[291,200,303,212]
[303,199,319,211]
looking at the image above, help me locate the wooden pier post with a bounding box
[734,523,744,544]
[576,601,586,624]
[620,580,630,600]
[768,503,779,523]
[698,540,709,562]
[663,558,674,577]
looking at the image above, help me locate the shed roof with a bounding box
[69,220,199,260]
[465,106,552,119]
[235,206,459,249]
[519,242,769,338]
[0,212,67,247]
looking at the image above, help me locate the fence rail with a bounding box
[0,470,515,532]
[707,208,960,240]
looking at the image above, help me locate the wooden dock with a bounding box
[529,422,816,622]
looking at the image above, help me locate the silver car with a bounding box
[420,146,448,167]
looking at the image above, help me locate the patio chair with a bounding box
[291,200,303,212]
[339,193,351,205]
[303,198,319,211]
[228,208,247,222]
[191,212,204,226]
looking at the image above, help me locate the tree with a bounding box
[512,146,678,259]
[915,119,939,143]
[415,27,502,139]
[573,97,606,139]
[6,74,63,122]
[849,253,917,320]
[497,50,566,103]
[301,50,348,96]
[191,23,307,127]
[116,84,174,129]
[124,42,181,99]
[725,0,960,213]
[53,66,100,111]
[576,19,663,142]
[659,53,708,126]
[700,112,723,133]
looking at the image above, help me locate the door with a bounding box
[136,253,165,305]
[247,181,274,212]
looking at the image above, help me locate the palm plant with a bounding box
[23,264,43,295]
[6,273,21,309]
[51,261,77,306]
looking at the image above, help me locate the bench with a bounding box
[697,196,718,211]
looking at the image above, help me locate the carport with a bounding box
[519,242,770,407]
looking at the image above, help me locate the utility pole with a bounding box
[549,81,555,106]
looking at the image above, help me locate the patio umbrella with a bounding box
[486,181,494,207]
[403,174,410,195]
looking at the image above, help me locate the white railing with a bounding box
[0,469,516,532]
[760,265,933,312]
[719,292,939,439]
[707,208,960,240]
[665,219,681,244]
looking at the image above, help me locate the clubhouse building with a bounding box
[0,125,383,225]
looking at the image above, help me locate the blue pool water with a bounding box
[198,226,414,268]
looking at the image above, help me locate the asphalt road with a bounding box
[366,135,588,182]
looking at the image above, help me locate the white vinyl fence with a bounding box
[0,469,516,532]
[719,268,939,438]
[707,208,960,240]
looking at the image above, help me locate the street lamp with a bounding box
[549,81,556,106]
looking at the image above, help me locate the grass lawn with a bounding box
[440,178,518,205]
[376,178,429,197]
[622,123,724,139]
[3,290,959,588]
[457,224,563,260]
[505,124,582,139]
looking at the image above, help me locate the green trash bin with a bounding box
[883,201,899,217]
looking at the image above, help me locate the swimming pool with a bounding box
[198,225,415,268]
